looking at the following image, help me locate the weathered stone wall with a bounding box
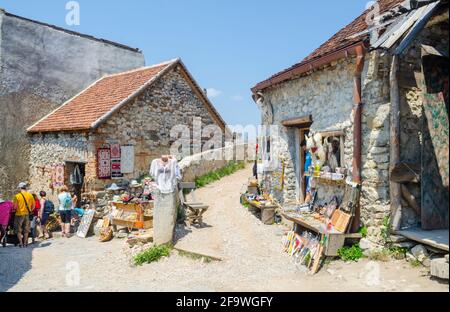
[179,144,249,182]
[92,66,222,188]
[262,58,357,204]
[28,132,90,202]
[396,16,449,228]
[359,51,392,241]
[260,52,392,242]
[0,10,145,196]
[27,65,225,194]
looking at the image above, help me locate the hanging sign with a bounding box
[77,209,96,238]
[111,159,124,179]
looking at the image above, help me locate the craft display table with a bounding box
[112,202,153,230]
[281,212,362,256]
[247,200,277,225]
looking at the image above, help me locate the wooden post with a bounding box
[389,55,402,231]
[350,44,365,233]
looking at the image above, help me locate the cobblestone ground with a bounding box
[1,166,447,292]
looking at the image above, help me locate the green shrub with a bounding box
[195,161,246,188]
[358,226,368,238]
[337,244,364,262]
[380,216,391,243]
[388,246,408,260]
[410,259,422,268]
[133,245,172,266]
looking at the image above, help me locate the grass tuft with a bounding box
[195,161,246,188]
[133,245,172,266]
[178,250,214,263]
[337,244,364,262]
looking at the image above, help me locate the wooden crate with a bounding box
[113,216,153,230]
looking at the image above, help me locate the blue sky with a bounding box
[1,0,370,126]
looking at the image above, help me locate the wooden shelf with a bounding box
[304,174,346,186]
[281,211,362,256]
[315,177,346,186]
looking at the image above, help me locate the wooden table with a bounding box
[112,202,153,230]
[282,212,362,256]
[247,200,278,225]
[241,195,278,225]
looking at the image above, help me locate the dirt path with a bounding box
[1,166,447,292]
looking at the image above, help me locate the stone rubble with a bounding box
[430,258,449,280]
[410,245,429,263]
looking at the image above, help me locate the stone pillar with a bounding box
[153,190,177,246]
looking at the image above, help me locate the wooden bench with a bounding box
[178,182,209,227]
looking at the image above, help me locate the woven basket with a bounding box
[99,227,113,242]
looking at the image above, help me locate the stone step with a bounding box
[430,258,449,280]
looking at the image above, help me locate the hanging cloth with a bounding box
[150,158,180,194]
[70,164,83,185]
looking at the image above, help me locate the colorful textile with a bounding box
[120,145,134,174]
[110,143,121,159]
[53,164,65,187]
[97,148,111,179]
[0,201,14,226]
[111,159,124,179]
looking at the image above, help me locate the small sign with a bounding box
[77,209,95,238]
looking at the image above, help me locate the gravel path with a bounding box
[1,166,447,292]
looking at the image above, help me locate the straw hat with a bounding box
[106,183,122,191]
[129,180,142,188]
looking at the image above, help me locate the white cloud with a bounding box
[231,95,244,102]
[206,88,222,98]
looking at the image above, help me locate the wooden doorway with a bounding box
[298,128,310,203]
[65,161,86,208]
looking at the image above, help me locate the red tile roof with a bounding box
[252,0,405,92]
[28,60,176,133]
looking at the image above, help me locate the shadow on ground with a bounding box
[0,241,50,292]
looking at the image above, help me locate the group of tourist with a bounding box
[0,183,77,248]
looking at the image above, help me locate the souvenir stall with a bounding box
[75,142,162,242]
[240,143,281,225]
[280,132,362,274]
[109,180,156,231]
[241,179,279,225]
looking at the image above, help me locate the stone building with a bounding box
[252,0,448,244]
[0,9,145,195]
[27,59,226,203]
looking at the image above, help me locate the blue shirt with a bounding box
[58,192,72,211]
[304,152,312,173]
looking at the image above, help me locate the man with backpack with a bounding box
[12,182,35,248]
[38,191,54,239]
